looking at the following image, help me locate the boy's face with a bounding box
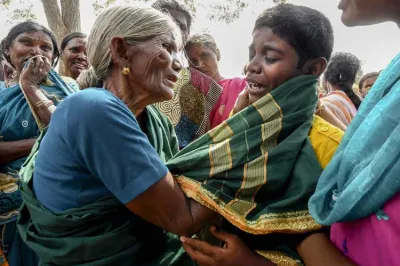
[246,27,302,104]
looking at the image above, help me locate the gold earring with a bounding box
[122,67,130,75]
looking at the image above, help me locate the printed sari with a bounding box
[167,75,324,265]
[154,68,223,148]
[0,70,78,266]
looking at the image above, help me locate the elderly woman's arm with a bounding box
[126,172,216,237]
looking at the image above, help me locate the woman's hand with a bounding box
[232,88,250,115]
[180,225,275,266]
[20,56,51,88]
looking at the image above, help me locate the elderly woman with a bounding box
[0,22,78,266]
[60,32,89,80]
[17,5,215,266]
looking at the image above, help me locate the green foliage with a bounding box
[8,5,37,24]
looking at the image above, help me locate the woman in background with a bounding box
[321,52,362,126]
[185,33,247,128]
[60,32,89,80]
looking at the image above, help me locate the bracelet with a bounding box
[34,100,54,111]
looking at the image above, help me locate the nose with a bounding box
[77,52,87,61]
[172,58,182,73]
[30,45,42,57]
[246,57,261,75]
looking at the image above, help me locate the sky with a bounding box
[1,0,399,79]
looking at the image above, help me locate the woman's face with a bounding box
[7,31,54,74]
[361,76,378,97]
[186,44,219,80]
[338,0,399,26]
[126,32,182,103]
[62,37,88,79]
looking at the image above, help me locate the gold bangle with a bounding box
[34,100,53,111]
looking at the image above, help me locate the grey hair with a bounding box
[78,5,182,89]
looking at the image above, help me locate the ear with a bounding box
[110,36,130,69]
[301,57,327,76]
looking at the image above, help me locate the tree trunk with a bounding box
[41,0,81,76]
[61,0,81,32]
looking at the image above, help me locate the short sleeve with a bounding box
[309,116,344,169]
[57,89,168,204]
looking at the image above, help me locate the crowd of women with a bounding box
[0,0,398,265]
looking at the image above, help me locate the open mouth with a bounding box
[164,74,179,88]
[72,62,88,70]
[247,81,268,93]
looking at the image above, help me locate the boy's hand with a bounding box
[232,88,250,115]
[180,225,275,266]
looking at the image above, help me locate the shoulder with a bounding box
[56,88,132,123]
[61,76,80,92]
[309,116,344,168]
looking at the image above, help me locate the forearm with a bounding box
[0,139,37,165]
[22,84,56,126]
[249,253,277,266]
[297,233,357,266]
[126,173,217,237]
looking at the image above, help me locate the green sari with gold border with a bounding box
[167,75,323,265]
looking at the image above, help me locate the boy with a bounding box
[176,4,341,265]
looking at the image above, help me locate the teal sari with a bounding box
[0,70,78,265]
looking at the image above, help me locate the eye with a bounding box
[41,45,53,52]
[265,57,278,64]
[162,43,172,54]
[20,39,32,46]
[201,53,209,60]
[69,47,79,53]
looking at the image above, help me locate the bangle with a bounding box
[34,100,53,111]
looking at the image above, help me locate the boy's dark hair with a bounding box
[325,52,362,109]
[254,4,334,68]
[60,32,87,52]
[359,71,379,89]
[152,0,192,33]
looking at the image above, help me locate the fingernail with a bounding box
[180,236,186,243]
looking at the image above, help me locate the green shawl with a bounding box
[167,75,323,265]
[17,106,192,266]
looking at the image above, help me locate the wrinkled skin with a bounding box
[108,32,182,116]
